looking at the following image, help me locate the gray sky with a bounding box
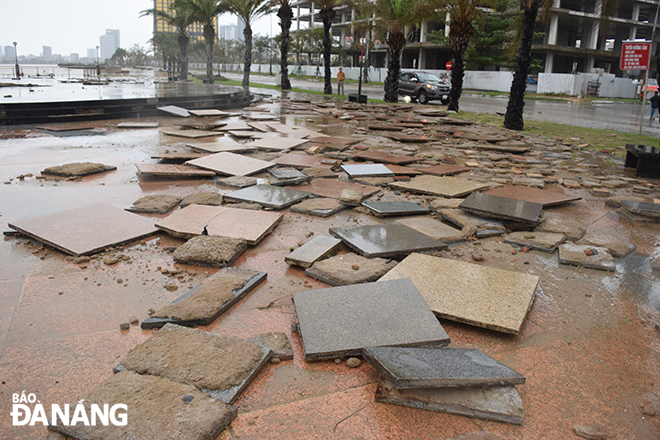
[0,0,273,57]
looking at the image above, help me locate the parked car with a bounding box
[385,71,451,104]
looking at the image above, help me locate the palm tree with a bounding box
[312,0,341,94]
[375,0,422,102]
[275,0,294,89]
[151,32,180,77]
[175,0,226,84]
[140,5,195,80]
[223,0,274,87]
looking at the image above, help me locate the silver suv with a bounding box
[396,71,450,105]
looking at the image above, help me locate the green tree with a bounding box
[140,4,196,80]
[174,0,226,84]
[463,0,516,70]
[375,0,422,102]
[275,0,294,89]
[312,0,342,94]
[151,32,180,76]
[222,0,274,86]
[110,48,128,66]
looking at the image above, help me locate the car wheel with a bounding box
[441,97,450,105]
[417,90,429,104]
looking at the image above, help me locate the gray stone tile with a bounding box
[576,232,636,258]
[558,243,615,271]
[484,185,581,207]
[162,130,223,139]
[390,175,490,198]
[158,105,190,117]
[223,185,311,209]
[285,235,342,268]
[116,121,160,128]
[304,253,397,286]
[329,224,446,258]
[376,378,524,425]
[268,167,308,180]
[361,200,430,217]
[341,164,395,178]
[504,231,565,253]
[142,268,266,329]
[50,370,237,440]
[293,279,450,361]
[535,216,586,240]
[8,203,158,256]
[459,192,543,225]
[621,200,660,219]
[115,324,271,404]
[290,198,346,217]
[363,347,525,389]
[189,109,231,117]
[439,208,506,238]
[380,253,539,334]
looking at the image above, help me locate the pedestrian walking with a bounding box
[650,91,660,120]
[337,67,345,96]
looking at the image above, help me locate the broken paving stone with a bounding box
[181,192,224,208]
[620,200,660,219]
[504,231,565,253]
[143,268,265,328]
[223,185,311,209]
[302,167,337,178]
[173,235,247,267]
[341,164,395,178]
[459,192,542,226]
[186,152,275,176]
[50,370,236,440]
[558,243,615,271]
[361,200,430,217]
[483,185,581,207]
[217,175,258,188]
[285,235,342,268]
[293,278,449,361]
[339,189,364,205]
[330,224,446,258]
[576,233,636,258]
[376,378,524,425]
[439,209,506,238]
[363,346,525,389]
[429,198,464,210]
[573,425,608,440]
[127,194,182,214]
[390,175,490,198]
[117,324,270,403]
[380,253,539,334]
[257,332,293,360]
[394,217,464,244]
[346,357,361,368]
[290,197,345,217]
[304,253,397,286]
[591,188,612,197]
[535,216,586,241]
[41,162,116,177]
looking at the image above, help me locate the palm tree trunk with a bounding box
[178,34,189,81]
[504,0,540,131]
[203,23,215,84]
[448,53,465,111]
[384,31,405,103]
[320,9,335,95]
[448,22,472,112]
[278,5,293,90]
[243,23,253,87]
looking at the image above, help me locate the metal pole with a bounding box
[640,0,660,134]
[13,42,19,79]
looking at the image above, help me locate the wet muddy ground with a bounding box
[0,92,659,440]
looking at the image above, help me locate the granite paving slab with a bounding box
[241,113,279,121]
[620,200,660,219]
[575,232,637,258]
[363,346,525,389]
[8,203,158,256]
[249,137,309,151]
[385,164,424,176]
[329,224,446,258]
[292,279,450,360]
[152,152,209,161]
[285,235,342,268]
[290,197,346,217]
[186,137,256,153]
[272,152,339,169]
[142,268,266,329]
[227,130,258,139]
[217,121,252,131]
[380,253,539,334]
[257,332,294,360]
[163,130,223,139]
[127,194,182,214]
[50,370,237,440]
[439,210,506,237]
[116,122,160,128]
[459,192,543,225]
[361,200,430,217]
[503,231,565,253]
[429,198,464,210]
[155,205,282,244]
[389,175,489,198]
[535,216,586,240]
[189,109,231,117]
[472,144,530,153]
[355,151,420,165]
[115,324,271,404]
[394,217,464,244]
[217,175,258,188]
[223,185,311,209]
[290,178,378,200]
[158,105,190,117]
[558,243,615,271]
[375,378,524,425]
[341,164,395,178]
[484,185,581,207]
[41,162,116,177]
[181,191,225,207]
[304,253,397,286]
[186,152,275,176]
[268,166,309,180]
[135,163,216,177]
[173,235,247,267]
[387,134,433,143]
[414,164,470,176]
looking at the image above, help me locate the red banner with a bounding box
[620,41,651,71]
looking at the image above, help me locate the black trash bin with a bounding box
[348,93,367,103]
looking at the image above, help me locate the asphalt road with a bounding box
[223,71,660,137]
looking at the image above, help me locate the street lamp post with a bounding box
[96,45,101,77]
[13,42,19,79]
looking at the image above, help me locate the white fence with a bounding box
[537,72,638,99]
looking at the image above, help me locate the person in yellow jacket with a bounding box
[337,67,345,96]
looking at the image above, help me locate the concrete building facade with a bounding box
[152,0,216,39]
[100,29,120,61]
[218,19,246,41]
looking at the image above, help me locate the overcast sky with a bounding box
[0,0,274,57]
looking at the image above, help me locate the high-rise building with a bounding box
[218,19,245,42]
[0,46,3,58]
[100,29,120,61]
[71,53,80,63]
[43,46,52,60]
[87,48,97,60]
[152,0,216,39]
[5,45,16,60]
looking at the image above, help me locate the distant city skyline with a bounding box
[0,0,275,59]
